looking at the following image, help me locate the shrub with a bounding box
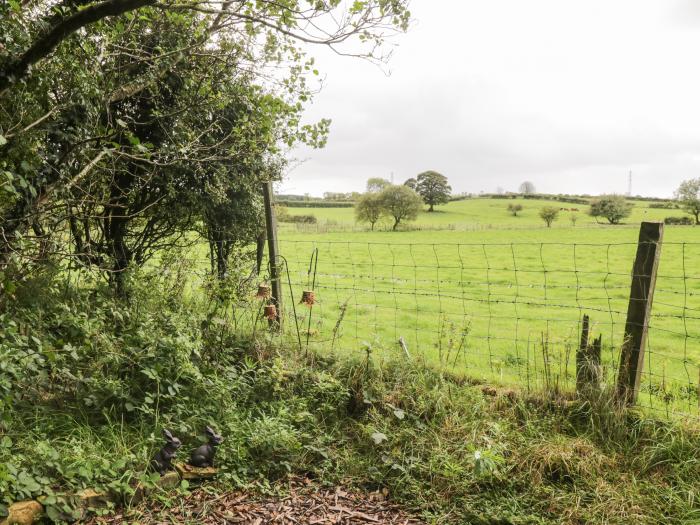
[539,206,559,227]
[649,202,678,209]
[277,201,354,208]
[281,214,317,224]
[589,195,633,224]
[275,204,290,221]
[664,216,694,225]
[507,203,523,216]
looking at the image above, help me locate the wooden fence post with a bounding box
[577,314,602,394]
[262,181,282,326]
[576,314,590,393]
[616,222,664,405]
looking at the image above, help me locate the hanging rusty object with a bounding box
[256,284,271,299]
[263,304,278,320]
[300,290,316,307]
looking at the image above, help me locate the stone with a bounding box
[130,471,181,505]
[157,471,181,489]
[77,489,113,510]
[0,500,43,525]
[174,463,218,480]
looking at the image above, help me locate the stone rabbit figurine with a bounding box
[188,426,223,468]
[150,429,181,475]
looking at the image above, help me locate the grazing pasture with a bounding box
[274,198,700,416]
[282,197,688,231]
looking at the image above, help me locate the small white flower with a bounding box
[474,450,481,460]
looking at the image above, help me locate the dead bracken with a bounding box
[87,478,426,525]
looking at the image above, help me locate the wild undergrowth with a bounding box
[1,266,700,524]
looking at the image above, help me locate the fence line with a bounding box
[168,231,700,419]
[262,235,699,418]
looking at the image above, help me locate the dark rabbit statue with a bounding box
[150,429,182,475]
[188,426,223,468]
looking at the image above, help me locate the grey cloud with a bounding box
[285,0,700,198]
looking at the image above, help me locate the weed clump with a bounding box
[2,273,700,524]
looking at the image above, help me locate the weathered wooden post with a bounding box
[577,315,602,394]
[262,181,282,326]
[616,222,663,405]
[576,314,590,393]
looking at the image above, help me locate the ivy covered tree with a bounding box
[415,171,451,211]
[0,0,410,294]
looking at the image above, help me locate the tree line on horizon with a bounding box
[350,174,700,230]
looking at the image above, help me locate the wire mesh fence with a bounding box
[269,237,700,418]
[165,227,700,419]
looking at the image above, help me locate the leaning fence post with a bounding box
[616,222,664,405]
[262,181,282,327]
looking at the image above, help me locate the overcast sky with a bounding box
[282,0,700,198]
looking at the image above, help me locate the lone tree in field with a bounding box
[539,206,559,227]
[507,203,523,216]
[355,193,383,231]
[589,195,633,224]
[519,181,536,194]
[379,185,423,231]
[366,178,390,193]
[415,171,451,211]
[676,178,700,225]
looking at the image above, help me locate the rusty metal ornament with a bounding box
[256,284,271,299]
[300,290,316,307]
[264,304,278,320]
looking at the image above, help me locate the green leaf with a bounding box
[393,408,405,420]
[0,135,7,146]
[45,505,62,521]
[371,432,387,445]
[18,472,41,493]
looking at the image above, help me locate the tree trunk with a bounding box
[104,171,134,297]
[428,203,434,212]
[109,214,130,297]
[215,238,227,279]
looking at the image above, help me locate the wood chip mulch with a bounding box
[88,478,427,524]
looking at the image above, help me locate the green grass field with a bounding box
[283,197,688,231]
[272,197,700,417]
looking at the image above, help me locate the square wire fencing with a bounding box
[269,224,700,419]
